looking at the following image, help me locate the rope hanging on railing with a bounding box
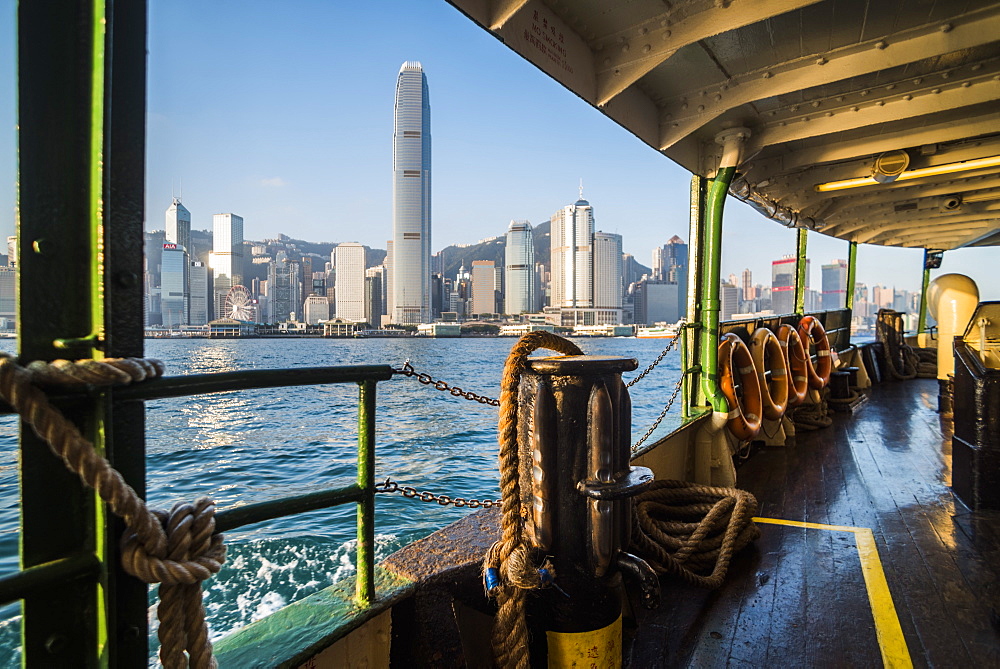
[484,332,583,669]
[0,353,224,669]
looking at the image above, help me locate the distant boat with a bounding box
[635,321,681,339]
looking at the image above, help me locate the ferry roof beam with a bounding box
[658,7,1000,150]
[594,0,823,107]
[488,0,531,30]
[752,110,1000,175]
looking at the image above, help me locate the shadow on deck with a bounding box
[627,378,1000,667]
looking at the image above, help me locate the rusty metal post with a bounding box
[517,355,657,666]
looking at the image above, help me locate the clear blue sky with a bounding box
[0,1,995,296]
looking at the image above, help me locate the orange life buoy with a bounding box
[718,333,763,440]
[798,316,832,389]
[777,324,809,408]
[749,327,788,420]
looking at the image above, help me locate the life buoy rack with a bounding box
[718,333,763,441]
[749,328,788,421]
[777,324,809,408]
[798,316,833,389]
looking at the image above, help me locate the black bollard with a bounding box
[516,355,655,667]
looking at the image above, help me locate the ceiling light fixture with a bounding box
[814,154,1000,192]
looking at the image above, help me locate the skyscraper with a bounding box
[771,256,796,315]
[161,243,189,327]
[504,220,535,315]
[189,261,208,325]
[550,197,594,308]
[391,61,431,324]
[471,260,497,315]
[211,213,244,318]
[593,232,623,310]
[821,259,848,310]
[334,242,366,322]
[165,198,191,256]
[266,252,301,322]
[771,255,809,315]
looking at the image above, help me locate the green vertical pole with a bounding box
[917,249,932,334]
[683,175,706,417]
[794,228,808,314]
[356,380,376,607]
[845,241,858,311]
[18,1,107,664]
[699,167,736,413]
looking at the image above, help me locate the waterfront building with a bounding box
[300,257,315,308]
[771,255,802,315]
[550,196,594,309]
[872,285,894,308]
[721,282,739,321]
[303,294,330,325]
[741,269,755,301]
[471,260,497,316]
[593,231,623,310]
[266,252,301,323]
[189,261,208,325]
[0,266,15,323]
[165,198,191,258]
[633,280,680,326]
[161,243,189,328]
[365,266,384,326]
[391,61,432,325]
[504,220,535,315]
[334,242,366,322]
[6,236,16,267]
[384,240,393,325]
[822,259,848,310]
[211,213,244,318]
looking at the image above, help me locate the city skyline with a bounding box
[0,2,995,298]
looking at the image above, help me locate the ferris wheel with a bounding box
[224,285,255,321]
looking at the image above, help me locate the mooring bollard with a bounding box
[517,354,657,667]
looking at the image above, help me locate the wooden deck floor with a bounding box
[627,378,1000,668]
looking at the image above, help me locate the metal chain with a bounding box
[375,477,502,508]
[626,327,682,387]
[393,360,500,407]
[631,375,685,453]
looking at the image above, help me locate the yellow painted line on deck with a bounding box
[753,517,912,669]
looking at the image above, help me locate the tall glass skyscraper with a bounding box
[550,197,594,308]
[391,61,431,324]
[211,213,244,319]
[504,220,535,315]
[165,198,191,255]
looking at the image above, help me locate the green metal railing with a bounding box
[0,364,393,614]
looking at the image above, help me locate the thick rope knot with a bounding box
[121,498,226,585]
[0,353,221,668]
[485,332,583,669]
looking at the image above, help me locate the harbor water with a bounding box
[0,336,683,663]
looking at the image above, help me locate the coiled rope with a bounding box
[630,480,760,588]
[0,354,224,669]
[484,331,583,669]
[876,310,918,381]
[790,389,833,430]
